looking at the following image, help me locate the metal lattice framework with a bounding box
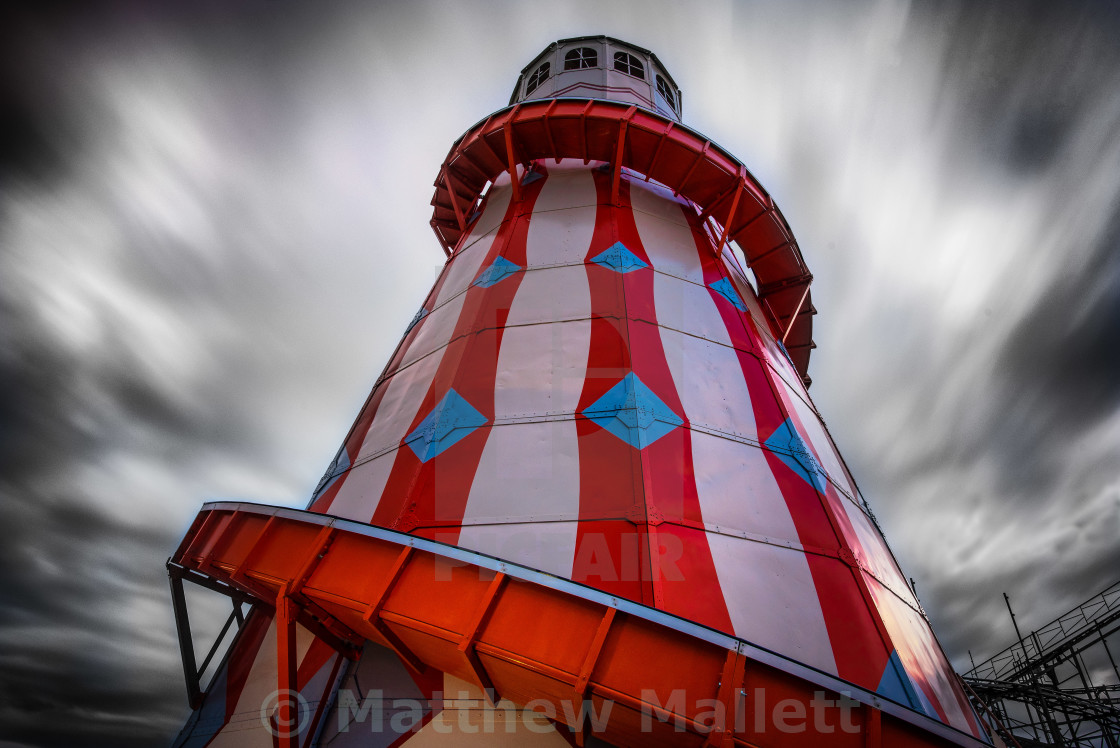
[964,581,1120,747]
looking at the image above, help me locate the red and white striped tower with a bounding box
[169,37,993,747]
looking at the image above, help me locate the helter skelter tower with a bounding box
[169,36,995,747]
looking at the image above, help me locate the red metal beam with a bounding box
[360,546,427,673]
[457,572,506,701]
[676,140,711,196]
[503,106,522,204]
[575,607,616,698]
[275,587,299,748]
[611,107,636,206]
[704,647,747,747]
[716,169,745,256]
[543,99,559,163]
[697,182,739,224]
[442,169,467,233]
[781,280,813,345]
[645,120,674,178]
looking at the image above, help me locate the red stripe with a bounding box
[369,166,549,538]
[573,170,648,605]
[297,645,344,743]
[769,379,908,694]
[725,246,969,725]
[572,170,732,632]
[705,220,976,731]
[295,636,336,685]
[682,205,891,689]
[953,676,985,736]
[574,307,647,602]
[760,327,970,726]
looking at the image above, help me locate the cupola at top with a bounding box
[510,36,683,122]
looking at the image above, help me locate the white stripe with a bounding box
[522,206,600,269]
[458,168,594,577]
[492,318,592,419]
[688,430,803,544]
[648,274,745,354]
[636,189,836,678]
[780,377,858,501]
[502,266,597,327]
[433,224,501,311]
[868,579,971,731]
[658,326,758,440]
[459,517,583,582]
[531,163,599,208]
[634,191,758,440]
[399,289,468,371]
[328,352,442,522]
[689,429,836,674]
[329,451,397,524]
[706,534,839,677]
[629,177,707,284]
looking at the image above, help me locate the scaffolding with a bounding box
[964,580,1120,747]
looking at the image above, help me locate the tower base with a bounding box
[169,502,992,747]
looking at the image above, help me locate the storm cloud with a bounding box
[1,1,1118,745]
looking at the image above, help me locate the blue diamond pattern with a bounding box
[591,242,649,274]
[709,277,746,311]
[776,340,795,366]
[472,256,522,288]
[764,418,828,492]
[877,650,927,714]
[582,372,683,449]
[311,446,351,503]
[404,306,429,335]
[405,389,488,462]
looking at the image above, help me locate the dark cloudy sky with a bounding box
[2,1,1118,746]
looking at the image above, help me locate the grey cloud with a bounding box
[996,213,1120,425]
[740,0,1120,674]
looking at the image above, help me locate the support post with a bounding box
[1004,592,1025,649]
[715,170,745,256]
[443,169,467,233]
[1101,633,1120,684]
[863,703,881,748]
[457,572,506,702]
[169,568,202,709]
[610,107,636,206]
[275,588,300,748]
[703,645,746,747]
[504,106,522,204]
[361,547,426,673]
[781,280,812,345]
